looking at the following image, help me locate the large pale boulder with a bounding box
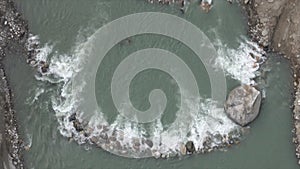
[224,85,262,126]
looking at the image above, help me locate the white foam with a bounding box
[25,88,45,105]
[30,32,263,158]
[214,38,266,85]
[25,133,32,149]
[27,34,53,62]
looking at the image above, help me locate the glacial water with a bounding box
[3,0,298,168]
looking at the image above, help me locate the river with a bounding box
[3,0,299,168]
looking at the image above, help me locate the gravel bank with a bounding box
[0,0,30,168]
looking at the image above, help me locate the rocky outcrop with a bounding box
[241,0,300,58]
[225,85,262,127]
[271,0,300,61]
[241,0,300,165]
[241,0,287,47]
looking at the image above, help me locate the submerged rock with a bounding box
[40,61,49,73]
[145,139,153,148]
[73,120,84,132]
[68,113,76,122]
[224,85,262,126]
[90,136,99,144]
[200,0,213,13]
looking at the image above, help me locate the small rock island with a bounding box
[225,85,262,127]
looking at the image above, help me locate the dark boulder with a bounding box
[73,119,84,132]
[185,141,195,154]
[68,113,76,122]
[145,139,153,148]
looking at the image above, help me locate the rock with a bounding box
[153,151,161,159]
[102,125,109,132]
[200,1,212,13]
[185,141,195,154]
[296,153,300,158]
[68,113,76,122]
[99,132,108,140]
[28,59,37,66]
[227,0,233,4]
[203,136,212,148]
[41,63,49,73]
[224,85,262,126]
[83,132,90,137]
[24,145,30,151]
[73,120,84,132]
[145,139,153,148]
[261,29,268,36]
[213,134,223,144]
[114,141,122,150]
[90,136,98,144]
[109,136,117,142]
[179,143,187,155]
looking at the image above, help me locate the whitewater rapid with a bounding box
[26,24,265,158]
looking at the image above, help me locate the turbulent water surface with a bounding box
[3,0,299,168]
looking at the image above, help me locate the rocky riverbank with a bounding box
[0,0,30,168]
[240,0,300,165]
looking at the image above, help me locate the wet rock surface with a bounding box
[241,0,300,165]
[225,85,262,126]
[0,0,30,168]
[147,0,213,13]
[185,141,195,154]
[63,110,243,159]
